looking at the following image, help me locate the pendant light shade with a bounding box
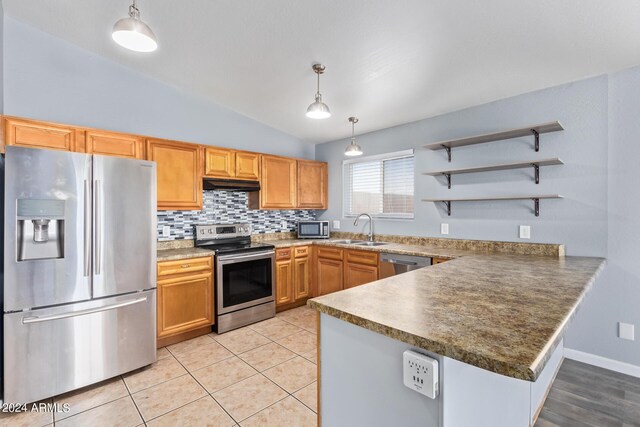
[112,0,158,53]
[306,64,331,119]
[344,117,363,156]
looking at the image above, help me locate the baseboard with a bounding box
[564,348,640,378]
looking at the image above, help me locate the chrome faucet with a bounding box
[354,213,374,242]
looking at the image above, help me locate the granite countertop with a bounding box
[309,253,605,381]
[156,247,214,261]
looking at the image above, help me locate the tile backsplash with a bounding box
[157,190,316,240]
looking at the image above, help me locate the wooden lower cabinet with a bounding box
[157,257,214,346]
[317,257,344,296]
[276,246,311,308]
[294,256,311,300]
[276,255,294,306]
[344,262,378,289]
[432,257,450,265]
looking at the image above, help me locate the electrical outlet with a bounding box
[619,322,635,341]
[333,220,341,230]
[280,220,288,229]
[403,350,439,399]
[162,226,170,237]
[519,225,531,239]
[440,223,449,235]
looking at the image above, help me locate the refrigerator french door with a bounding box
[2,146,157,404]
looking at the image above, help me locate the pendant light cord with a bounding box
[129,0,140,19]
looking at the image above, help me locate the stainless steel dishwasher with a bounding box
[379,253,432,279]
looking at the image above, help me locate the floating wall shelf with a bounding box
[423,194,563,217]
[424,121,564,162]
[424,158,564,188]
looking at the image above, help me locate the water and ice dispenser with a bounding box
[16,199,65,261]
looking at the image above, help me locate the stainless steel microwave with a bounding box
[297,221,330,239]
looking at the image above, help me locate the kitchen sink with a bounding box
[331,239,365,244]
[354,241,389,246]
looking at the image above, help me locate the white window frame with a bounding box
[342,149,415,220]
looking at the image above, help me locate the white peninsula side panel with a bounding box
[319,314,563,427]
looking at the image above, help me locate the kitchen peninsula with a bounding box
[308,248,605,427]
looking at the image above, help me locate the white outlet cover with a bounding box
[519,225,531,239]
[619,322,635,341]
[280,220,288,229]
[403,350,439,399]
[333,220,341,230]
[440,223,449,235]
[162,225,171,237]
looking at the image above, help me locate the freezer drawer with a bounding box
[3,290,156,404]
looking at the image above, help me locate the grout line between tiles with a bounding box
[51,377,131,424]
[122,374,146,426]
[291,391,318,415]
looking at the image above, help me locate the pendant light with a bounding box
[112,0,158,53]
[344,117,363,156]
[306,64,331,119]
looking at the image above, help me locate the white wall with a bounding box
[2,17,314,159]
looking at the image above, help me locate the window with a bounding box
[343,149,414,219]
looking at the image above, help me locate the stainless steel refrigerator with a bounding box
[1,146,157,404]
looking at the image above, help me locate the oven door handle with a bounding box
[217,251,275,262]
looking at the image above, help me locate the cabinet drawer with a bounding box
[276,248,292,260]
[317,247,343,261]
[294,246,309,258]
[157,256,213,277]
[346,249,378,266]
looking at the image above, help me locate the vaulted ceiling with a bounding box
[4,0,640,143]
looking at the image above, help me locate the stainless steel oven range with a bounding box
[194,223,275,333]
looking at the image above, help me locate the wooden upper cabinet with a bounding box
[85,130,144,159]
[2,116,81,152]
[297,160,328,209]
[204,147,235,178]
[146,138,202,210]
[235,151,260,180]
[250,155,297,209]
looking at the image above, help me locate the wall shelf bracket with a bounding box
[442,145,452,162]
[533,198,540,217]
[445,173,451,189]
[442,201,451,216]
[531,129,540,152]
[533,164,540,184]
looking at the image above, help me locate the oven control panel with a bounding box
[195,223,251,240]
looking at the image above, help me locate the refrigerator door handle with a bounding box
[95,179,102,275]
[21,297,148,324]
[84,180,91,277]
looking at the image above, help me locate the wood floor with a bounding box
[535,358,640,427]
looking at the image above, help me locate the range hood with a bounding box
[203,178,260,192]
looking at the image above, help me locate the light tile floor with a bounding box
[0,305,318,427]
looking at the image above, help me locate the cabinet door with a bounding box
[294,256,311,300]
[317,258,343,296]
[297,160,328,209]
[235,151,260,180]
[257,155,297,209]
[146,138,202,210]
[3,117,80,152]
[157,272,213,338]
[205,147,235,178]
[276,259,294,306]
[344,263,378,289]
[85,130,144,159]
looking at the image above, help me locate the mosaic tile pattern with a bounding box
[157,190,316,240]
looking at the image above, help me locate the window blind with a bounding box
[343,150,414,219]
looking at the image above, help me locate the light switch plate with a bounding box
[162,225,170,237]
[519,225,531,239]
[619,322,635,341]
[440,223,449,235]
[403,350,439,399]
[333,220,341,230]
